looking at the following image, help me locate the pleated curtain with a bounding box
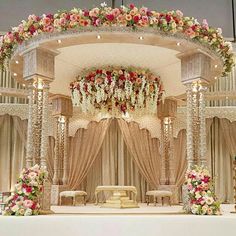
[117,119,161,189]
[80,119,151,202]
[67,119,111,190]
[0,115,27,191]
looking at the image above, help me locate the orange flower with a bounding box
[125,14,132,21]
[149,85,154,92]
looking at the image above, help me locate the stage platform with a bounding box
[0,204,236,236]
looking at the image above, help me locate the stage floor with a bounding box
[51,203,185,214]
[0,204,236,236]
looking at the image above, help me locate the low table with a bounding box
[95,186,139,208]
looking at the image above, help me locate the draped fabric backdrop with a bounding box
[80,119,152,202]
[68,119,111,190]
[0,115,235,203]
[0,114,27,191]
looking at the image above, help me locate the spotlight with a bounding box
[13,73,17,76]
[214,64,218,68]
[139,36,144,40]
[15,60,19,64]
[57,39,62,44]
[96,35,101,39]
[214,77,217,80]
[177,42,181,46]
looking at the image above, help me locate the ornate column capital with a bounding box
[177,49,218,85]
[157,98,177,120]
[23,47,58,82]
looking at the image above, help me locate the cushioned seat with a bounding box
[146,190,172,206]
[59,191,87,206]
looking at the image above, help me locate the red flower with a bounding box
[147,11,152,17]
[29,25,36,35]
[66,14,70,20]
[106,71,112,76]
[119,75,126,81]
[191,25,196,31]
[130,3,135,9]
[46,14,53,19]
[26,186,32,193]
[133,15,140,23]
[129,72,133,77]
[83,10,89,17]
[166,15,172,23]
[106,14,115,21]
[96,69,102,74]
[31,202,37,210]
[203,176,210,183]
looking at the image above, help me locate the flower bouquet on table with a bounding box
[185,165,221,215]
[3,164,48,216]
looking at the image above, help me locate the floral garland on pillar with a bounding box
[3,165,48,216]
[70,66,163,115]
[185,165,221,215]
[0,3,234,74]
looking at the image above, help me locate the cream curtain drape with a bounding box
[207,117,234,202]
[117,119,161,189]
[220,119,236,157]
[68,119,111,190]
[0,115,27,191]
[80,119,151,202]
[173,130,187,193]
[46,136,55,183]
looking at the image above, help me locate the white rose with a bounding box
[205,197,214,205]
[11,204,19,212]
[24,208,33,216]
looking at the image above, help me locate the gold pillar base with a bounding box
[102,190,139,209]
[39,209,54,215]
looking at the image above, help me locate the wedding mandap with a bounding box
[0,2,236,236]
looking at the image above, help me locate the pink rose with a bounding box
[140,7,148,15]
[60,18,67,26]
[44,25,54,33]
[42,17,51,26]
[23,199,33,208]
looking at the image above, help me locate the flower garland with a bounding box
[0,3,234,75]
[185,165,221,215]
[3,165,48,216]
[70,66,163,114]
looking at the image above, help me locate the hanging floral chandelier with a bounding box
[70,67,164,115]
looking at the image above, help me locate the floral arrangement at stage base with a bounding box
[3,164,48,216]
[184,165,221,215]
[70,66,163,115]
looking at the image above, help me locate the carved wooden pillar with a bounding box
[51,94,73,205]
[178,50,214,168]
[157,98,178,203]
[23,47,57,166]
[23,47,57,212]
